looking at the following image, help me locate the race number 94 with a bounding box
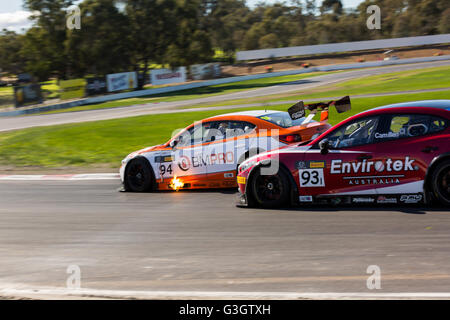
[299,169,325,187]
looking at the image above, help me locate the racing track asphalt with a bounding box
[1,180,450,299]
[1,60,450,133]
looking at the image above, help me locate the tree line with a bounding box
[0,0,448,83]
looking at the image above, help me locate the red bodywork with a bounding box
[237,102,450,206]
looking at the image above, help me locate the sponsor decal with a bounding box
[299,195,313,202]
[375,128,405,139]
[237,176,246,184]
[332,157,418,186]
[299,169,325,187]
[377,196,397,204]
[209,182,220,187]
[288,101,305,120]
[308,161,325,169]
[224,173,234,178]
[296,161,307,169]
[331,157,417,175]
[347,177,401,185]
[178,156,191,171]
[155,155,174,163]
[177,152,234,171]
[400,194,423,204]
[352,197,375,203]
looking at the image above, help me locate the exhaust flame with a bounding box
[169,176,184,191]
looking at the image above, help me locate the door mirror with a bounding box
[319,139,330,155]
[170,138,179,149]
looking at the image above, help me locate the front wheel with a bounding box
[250,167,290,208]
[124,157,154,192]
[431,160,450,206]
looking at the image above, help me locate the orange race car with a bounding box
[120,97,351,192]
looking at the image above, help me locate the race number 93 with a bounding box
[299,169,325,187]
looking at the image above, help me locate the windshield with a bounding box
[258,112,314,128]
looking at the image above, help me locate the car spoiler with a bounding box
[288,96,351,123]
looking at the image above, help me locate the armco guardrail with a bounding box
[1,54,450,117]
[236,34,450,61]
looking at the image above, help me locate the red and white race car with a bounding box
[237,100,450,208]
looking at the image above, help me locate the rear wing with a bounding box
[288,96,351,123]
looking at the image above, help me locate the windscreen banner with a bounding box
[14,84,43,108]
[60,79,86,100]
[150,67,187,86]
[107,72,138,92]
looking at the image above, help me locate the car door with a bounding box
[299,115,383,200]
[169,122,210,181]
[368,113,448,201]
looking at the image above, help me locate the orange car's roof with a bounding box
[201,110,285,130]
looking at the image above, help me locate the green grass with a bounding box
[41,80,60,100]
[39,71,336,115]
[0,86,14,109]
[0,90,449,169]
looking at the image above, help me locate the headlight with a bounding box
[238,161,256,173]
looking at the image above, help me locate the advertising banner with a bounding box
[150,67,187,86]
[190,63,221,80]
[86,77,107,96]
[60,79,86,100]
[107,72,138,92]
[14,84,43,108]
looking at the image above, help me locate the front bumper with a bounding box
[119,163,126,184]
[236,191,248,207]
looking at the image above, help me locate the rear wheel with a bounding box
[124,158,153,192]
[431,160,450,206]
[250,167,290,208]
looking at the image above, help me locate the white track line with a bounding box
[0,173,120,181]
[2,287,450,299]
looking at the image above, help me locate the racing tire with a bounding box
[431,160,450,206]
[250,167,290,208]
[124,157,154,192]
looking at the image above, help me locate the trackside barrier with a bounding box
[236,34,450,61]
[1,54,450,117]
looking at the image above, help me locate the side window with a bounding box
[429,116,447,133]
[228,121,256,137]
[326,117,379,149]
[205,121,256,141]
[177,122,215,146]
[375,114,447,142]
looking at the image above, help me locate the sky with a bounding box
[0,0,365,32]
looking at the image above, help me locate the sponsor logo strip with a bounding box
[237,176,246,184]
